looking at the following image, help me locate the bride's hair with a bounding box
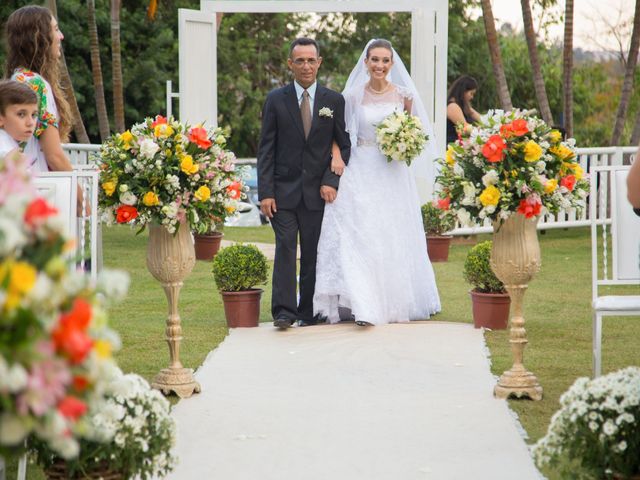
[366,39,393,58]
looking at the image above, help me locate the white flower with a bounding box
[119,191,138,206]
[453,163,465,177]
[118,184,129,193]
[456,208,472,226]
[462,182,477,205]
[603,420,617,436]
[97,269,130,303]
[139,139,160,159]
[481,170,499,187]
[618,440,627,451]
[5,364,28,393]
[0,217,26,256]
[0,413,29,445]
[318,107,333,118]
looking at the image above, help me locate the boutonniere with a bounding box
[319,107,334,118]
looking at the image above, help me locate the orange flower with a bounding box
[226,181,242,200]
[116,205,138,223]
[499,123,514,138]
[482,135,507,163]
[561,175,576,192]
[52,298,94,364]
[189,127,212,149]
[436,197,451,210]
[24,198,58,227]
[517,197,542,218]
[57,396,87,420]
[151,115,167,128]
[511,119,529,136]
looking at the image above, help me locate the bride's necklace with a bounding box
[367,82,391,94]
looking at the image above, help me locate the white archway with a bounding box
[178,0,448,199]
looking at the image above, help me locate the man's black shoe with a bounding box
[297,318,318,327]
[274,318,293,329]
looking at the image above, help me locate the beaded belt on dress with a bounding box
[357,137,377,147]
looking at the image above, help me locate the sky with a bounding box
[482,0,634,53]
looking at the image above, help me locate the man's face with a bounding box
[288,44,322,88]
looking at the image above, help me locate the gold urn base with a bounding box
[494,367,543,401]
[152,367,201,399]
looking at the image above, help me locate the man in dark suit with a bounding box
[257,37,351,329]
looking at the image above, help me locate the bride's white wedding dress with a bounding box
[313,85,441,325]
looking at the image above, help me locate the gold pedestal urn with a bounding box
[490,213,543,401]
[146,224,201,398]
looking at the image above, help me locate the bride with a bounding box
[313,38,441,326]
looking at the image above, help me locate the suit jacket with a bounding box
[257,82,351,211]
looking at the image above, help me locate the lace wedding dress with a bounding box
[313,85,441,325]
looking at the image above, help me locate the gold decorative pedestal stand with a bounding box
[490,214,543,401]
[147,224,201,398]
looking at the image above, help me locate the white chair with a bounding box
[590,165,640,377]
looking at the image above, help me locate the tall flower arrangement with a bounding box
[436,110,589,225]
[0,151,126,459]
[98,116,246,234]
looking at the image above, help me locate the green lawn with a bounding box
[6,225,639,479]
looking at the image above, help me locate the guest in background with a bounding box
[628,144,640,215]
[446,75,481,145]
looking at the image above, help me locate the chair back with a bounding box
[590,165,640,301]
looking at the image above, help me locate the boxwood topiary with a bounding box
[463,240,505,293]
[211,243,268,292]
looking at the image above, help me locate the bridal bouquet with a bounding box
[375,110,428,166]
[0,150,127,460]
[98,115,246,234]
[532,367,640,478]
[436,109,589,225]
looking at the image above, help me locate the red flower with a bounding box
[517,198,542,218]
[499,123,514,138]
[116,205,138,223]
[560,175,576,191]
[58,396,87,420]
[24,198,58,227]
[72,375,90,392]
[226,181,242,200]
[151,115,167,128]
[482,135,507,163]
[188,127,212,149]
[52,299,94,364]
[436,197,451,210]
[511,119,529,136]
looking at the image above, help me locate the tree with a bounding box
[479,0,513,110]
[563,0,574,137]
[521,0,554,124]
[88,0,110,140]
[111,0,125,133]
[611,0,640,146]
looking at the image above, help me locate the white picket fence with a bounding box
[62,143,638,236]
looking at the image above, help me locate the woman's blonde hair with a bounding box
[4,5,72,140]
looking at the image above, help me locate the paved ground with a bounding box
[164,322,543,480]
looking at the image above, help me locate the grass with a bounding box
[7,225,639,479]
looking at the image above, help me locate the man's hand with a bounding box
[320,186,337,203]
[260,198,277,218]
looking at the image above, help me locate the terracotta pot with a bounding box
[426,234,452,262]
[612,474,640,480]
[221,289,263,328]
[469,289,511,329]
[194,231,224,261]
[45,460,123,479]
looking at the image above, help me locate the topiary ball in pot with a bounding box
[211,243,268,292]
[463,240,505,293]
[421,202,456,236]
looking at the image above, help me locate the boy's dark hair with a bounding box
[0,80,38,115]
[289,37,320,57]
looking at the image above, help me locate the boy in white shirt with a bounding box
[0,80,40,168]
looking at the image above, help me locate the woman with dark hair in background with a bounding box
[446,75,481,144]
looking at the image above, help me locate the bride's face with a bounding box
[365,48,393,81]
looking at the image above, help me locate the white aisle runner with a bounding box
[165,322,542,480]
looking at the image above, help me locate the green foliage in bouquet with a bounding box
[421,201,456,236]
[463,241,505,293]
[532,367,640,479]
[211,244,268,292]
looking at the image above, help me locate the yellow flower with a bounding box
[550,145,574,160]
[549,130,562,144]
[446,146,455,166]
[195,185,211,202]
[565,163,584,180]
[102,181,116,197]
[180,155,199,175]
[1,261,37,310]
[225,205,236,214]
[524,140,543,162]
[479,185,501,207]
[215,135,226,145]
[93,339,112,359]
[142,191,160,206]
[544,178,558,194]
[154,124,175,138]
[511,169,518,177]
[119,130,133,150]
